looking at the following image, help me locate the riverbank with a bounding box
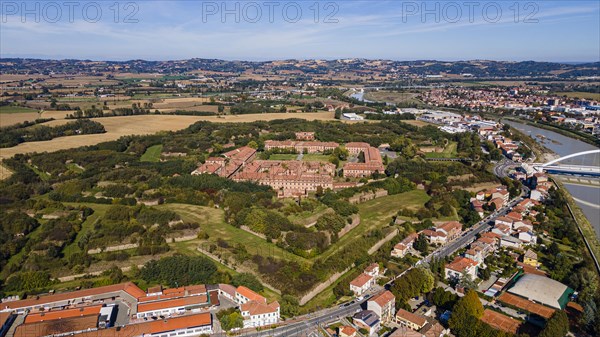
[504,118,559,162]
[552,178,600,273]
[522,119,600,148]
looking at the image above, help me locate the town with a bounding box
[1,108,595,337]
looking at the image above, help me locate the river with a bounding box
[505,120,600,238]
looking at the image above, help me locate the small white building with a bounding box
[350,273,375,296]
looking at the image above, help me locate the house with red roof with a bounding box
[339,325,357,337]
[350,273,375,296]
[422,221,462,245]
[240,300,280,328]
[367,290,396,323]
[444,257,478,281]
[234,286,280,328]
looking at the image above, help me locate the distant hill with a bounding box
[1,58,598,79]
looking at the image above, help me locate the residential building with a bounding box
[367,291,396,323]
[394,309,427,331]
[350,273,375,296]
[523,249,538,267]
[240,300,280,328]
[339,325,357,337]
[465,246,486,266]
[422,221,462,245]
[517,230,537,244]
[444,257,478,281]
[495,216,514,229]
[500,236,523,249]
[234,286,280,328]
[492,224,512,237]
[353,310,380,335]
[392,233,418,258]
[365,263,380,277]
[235,286,266,305]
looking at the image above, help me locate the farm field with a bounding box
[0,105,38,114]
[363,91,422,104]
[554,91,600,100]
[0,112,336,160]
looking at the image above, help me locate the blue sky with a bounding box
[1,1,599,62]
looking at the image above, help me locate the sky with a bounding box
[1,0,599,62]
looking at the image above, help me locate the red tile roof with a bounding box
[137,295,208,313]
[350,273,373,288]
[241,300,280,316]
[395,309,427,327]
[24,305,102,324]
[149,312,212,334]
[236,286,266,303]
[2,282,144,311]
[446,257,478,273]
[369,290,395,307]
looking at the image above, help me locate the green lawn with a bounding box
[62,203,111,258]
[320,190,430,260]
[424,142,458,158]
[27,164,51,181]
[0,105,38,114]
[141,145,163,162]
[302,154,331,162]
[268,153,298,160]
[159,203,307,264]
[66,163,85,173]
[288,205,332,227]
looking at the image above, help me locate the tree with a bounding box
[538,311,569,337]
[449,289,484,336]
[413,233,429,254]
[247,140,259,149]
[232,272,264,292]
[140,255,218,287]
[333,146,349,160]
[217,308,244,331]
[281,295,300,317]
[478,267,491,281]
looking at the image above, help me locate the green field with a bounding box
[268,153,331,162]
[302,154,331,162]
[319,190,430,260]
[424,142,458,158]
[554,91,600,100]
[66,163,85,173]
[159,203,307,264]
[62,203,111,258]
[0,105,38,114]
[268,153,298,160]
[141,145,163,162]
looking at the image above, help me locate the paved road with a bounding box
[493,158,518,178]
[219,300,365,337]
